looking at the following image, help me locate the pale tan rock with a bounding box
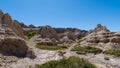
[80,24,120,49]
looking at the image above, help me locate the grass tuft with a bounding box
[104,57,110,60]
[26,32,37,39]
[35,45,67,50]
[104,49,120,56]
[71,46,102,54]
[35,56,97,68]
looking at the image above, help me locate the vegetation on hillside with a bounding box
[71,46,102,54]
[104,49,120,56]
[35,56,97,68]
[35,45,67,50]
[26,32,37,39]
[104,57,110,60]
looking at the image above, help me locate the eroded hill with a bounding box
[0,10,120,68]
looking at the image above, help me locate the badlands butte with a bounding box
[0,10,120,68]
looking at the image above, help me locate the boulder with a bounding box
[0,37,28,57]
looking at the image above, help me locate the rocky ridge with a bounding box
[33,25,88,46]
[80,24,120,49]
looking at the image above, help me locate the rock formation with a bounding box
[0,10,35,58]
[0,10,24,38]
[36,26,59,46]
[80,24,120,49]
[54,28,88,41]
[93,24,110,33]
[18,22,28,28]
[38,25,58,39]
[35,26,88,46]
[28,24,36,28]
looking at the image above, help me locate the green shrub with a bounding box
[71,46,102,54]
[29,65,32,68]
[35,56,97,68]
[104,49,120,56]
[26,32,37,39]
[35,45,67,50]
[104,57,110,60]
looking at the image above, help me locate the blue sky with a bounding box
[0,0,120,31]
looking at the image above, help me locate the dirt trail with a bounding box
[26,35,38,48]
